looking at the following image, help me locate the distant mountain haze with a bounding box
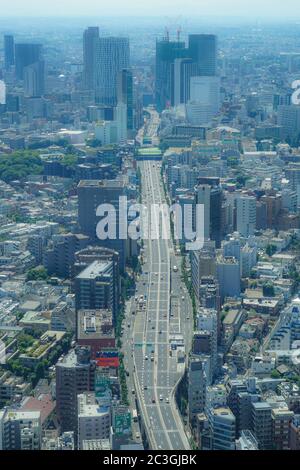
[1,0,299,19]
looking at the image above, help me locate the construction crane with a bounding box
[165,27,169,42]
[177,26,182,43]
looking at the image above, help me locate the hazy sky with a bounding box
[1,0,300,19]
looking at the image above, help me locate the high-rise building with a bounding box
[77,179,127,270]
[216,256,241,301]
[77,392,111,450]
[173,58,198,106]
[188,34,217,76]
[191,244,216,300]
[236,430,258,450]
[15,43,42,80]
[236,195,257,237]
[186,76,220,125]
[75,260,117,320]
[195,178,223,247]
[0,80,6,106]
[207,406,236,450]
[24,60,45,97]
[271,406,294,450]
[74,246,120,319]
[290,415,300,450]
[115,101,128,143]
[278,105,300,145]
[187,356,207,426]
[117,69,134,132]
[236,388,261,435]
[83,27,100,91]
[44,233,90,279]
[56,347,95,437]
[4,35,14,70]
[251,402,273,450]
[196,308,218,382]
[95,37,130,106]
[198,277,221,315]
[155,38,187,112]
[260,193,282,229]
[76,309,115,358]
[0,410,41,450]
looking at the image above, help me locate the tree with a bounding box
[86,138,102,148]
[263,283,275,297]
[61,154,78,168]
[0,151,43,183]
[266,244,277,257]
[271,369,281,379]
[26,266,49,282]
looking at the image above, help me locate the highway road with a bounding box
[136,106,160,146]
[123,155,193,450]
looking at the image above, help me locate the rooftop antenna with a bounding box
[165,26,169,41]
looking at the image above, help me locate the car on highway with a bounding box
[152,398,156,404]
[166,397,169,404]
[145,355,149,360]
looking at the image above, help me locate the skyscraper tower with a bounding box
[24,60,45,97]
[188,34,217,76]
[173,58,198,106]
[83,26,99,91]
[56,347,95,437]
[15,43,42,80]
[155,38,187,112]
[117,68,133,132]
[195,178,223,248]
[77,179,127,270]
[95,37,130,106]
[4,35,14,70]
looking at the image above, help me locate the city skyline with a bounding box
[1,4,300,455]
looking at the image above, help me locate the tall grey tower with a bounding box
[95,37,130,106]
[188,34,217,76]
[117,68,133,131]
[4,35,15,70]
[83,27,99,91]
[15,43,42,80]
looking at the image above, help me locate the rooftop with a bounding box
[76,260,112,280]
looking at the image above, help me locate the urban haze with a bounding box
[0,0,300,456]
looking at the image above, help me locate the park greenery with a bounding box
[8,332,72,388]
[0,151,43,183]
[26,266,49,282]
